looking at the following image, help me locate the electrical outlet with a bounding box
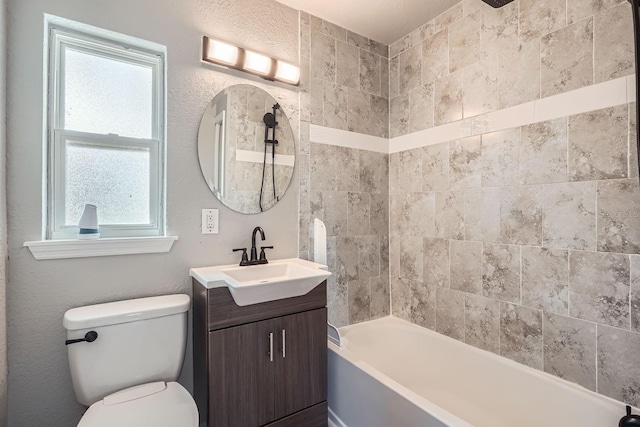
[202,209,219,234]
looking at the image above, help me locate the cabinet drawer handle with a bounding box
[268,332,274,362]
[281,329,286,358]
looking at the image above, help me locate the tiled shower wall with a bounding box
[298,14,391,327]
[388,0,640,407]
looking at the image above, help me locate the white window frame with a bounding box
[47,26,166,239]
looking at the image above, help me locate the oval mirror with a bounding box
[197,85,296,214]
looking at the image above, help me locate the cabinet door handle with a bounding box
[268,332,274,362]
[281,329,286,358]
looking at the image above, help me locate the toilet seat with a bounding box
[78,381,198,427]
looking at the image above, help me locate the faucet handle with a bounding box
[259,246,274,262]
[233,248,249,266]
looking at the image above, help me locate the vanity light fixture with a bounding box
[243,50,272,76]
[275,60,301,85]
[202,36,300,86]
[203,38,239,67]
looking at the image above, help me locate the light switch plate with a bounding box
[202,209,219,234]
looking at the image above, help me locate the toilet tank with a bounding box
[63,294,191,406]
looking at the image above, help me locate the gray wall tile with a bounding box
[400,235,424,281]
[597,179,640,254]
[370,193,389,237]
[450,136,482,189]
[594,2,634,83]
[409,84,435,133]
[323,82,348,130]
[482,243,520,303]
[336,41,359,89]
[391,275,412,321]
[449,10,481,73]
[337,236,359,283]
[632,255,640,332]
[522,246,569,315]
[541,18,594,97]
[500,302,543,369]
[411,280,437,329]
[597,325,640,407]
[569,251,630,328]
[465,188,501,243]
[542,182,597,251]
[424,237,450,288]
[434,71,463,125]
[463,60,498,118]
[481,128,520,187]
[322,191,348,237]
[543,313,597,391]
[630,103,638,179]
[347,88,370,134]
[520,0,567,42]
[390,94,410,138]
[398,44,422,94]
[436,190,465,240]
[519,119,568,185]
[450,240,483,294]
[497,41,541,109]
[422,29,449,84]
[370,276,391,318]
[436,287,465,339]
[370,95,389,138]
[567,0,624,24]
[311,30,336,82]
[398,149,423,193]
[465,293,500,353]
[348,192,370,236]
[360,50,382,96]
[348,279,371,323]
[327,275,348,327]
[500,185,542,246]
[336,146,360,191]
[569,105,628,181]
[423,143,450,192]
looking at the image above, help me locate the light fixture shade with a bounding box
[203,37,239,66]
[243,50,272,75]
[275,61,300,85]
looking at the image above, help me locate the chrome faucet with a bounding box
[233,227,273,266]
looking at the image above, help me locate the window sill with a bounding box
[24,236,178,260]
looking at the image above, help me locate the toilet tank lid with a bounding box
[63,294,190,331]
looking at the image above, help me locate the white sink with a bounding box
[189,258,331,306]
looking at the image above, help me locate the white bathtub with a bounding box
[328,316,636,427]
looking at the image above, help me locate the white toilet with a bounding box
[63,294,199,427]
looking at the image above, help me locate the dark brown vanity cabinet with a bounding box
[193,280,328,427]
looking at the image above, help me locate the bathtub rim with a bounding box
[328,315,639,424]
[328,317,474,427]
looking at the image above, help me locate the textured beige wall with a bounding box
[387,0,640,408]
[6,0,299,425]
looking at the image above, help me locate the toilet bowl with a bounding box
[64,294,198,426]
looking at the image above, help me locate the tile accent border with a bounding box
[310,124,389,153]
[310,75,634,155]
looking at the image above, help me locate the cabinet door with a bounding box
[274,308,327,419]
[209,319,276,427]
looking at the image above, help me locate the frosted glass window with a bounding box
[63,48,153,139]
[65,141,150,225]
[48,25,165,239]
